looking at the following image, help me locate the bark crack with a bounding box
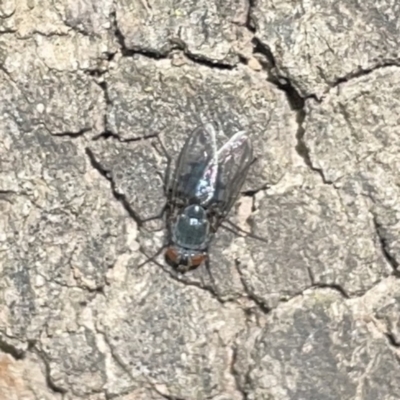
[373,215,399,273]
[332,62,400,87]
[110,11,235,70]
[85,147,144,227]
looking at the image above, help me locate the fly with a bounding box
[163,122,254,272]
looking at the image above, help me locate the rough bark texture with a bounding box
[0,0,399,399]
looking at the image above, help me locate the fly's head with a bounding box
[165,246,208,272]
[165,204,210,271]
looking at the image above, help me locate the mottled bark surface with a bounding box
[0,0,399,399]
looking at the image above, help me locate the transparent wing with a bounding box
[211,130,253,223]
[167,123,218,205]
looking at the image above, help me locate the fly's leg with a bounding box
[154,135,172,195]
[221,219,269,244]
[140,202,167,226]
[204,255,218,292]
[141,134,171,230]
[137,244,167,269]
[219,222,245,237]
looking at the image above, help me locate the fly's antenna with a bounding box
[153,135,172,195]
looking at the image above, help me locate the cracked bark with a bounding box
[85,147,145,226]
[373,216,399,272]
[0,1,398,400]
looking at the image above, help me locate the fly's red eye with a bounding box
[165,247,179,265]
[189,254,207,268]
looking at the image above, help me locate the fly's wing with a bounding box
[167,123,218,205]
[211,130,253,223]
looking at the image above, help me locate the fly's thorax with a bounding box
[171,204,210,250]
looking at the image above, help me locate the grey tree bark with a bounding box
[0,0,399,399]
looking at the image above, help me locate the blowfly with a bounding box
[163,122,253,272]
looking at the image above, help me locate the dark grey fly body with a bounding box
[164,122,253,272]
